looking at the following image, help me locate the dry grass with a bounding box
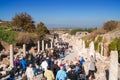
[85,28,106,41]
[17,32,33,44]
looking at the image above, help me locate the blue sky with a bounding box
[0,0,120,28]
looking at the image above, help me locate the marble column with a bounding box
[101,42,104,56]
[82,40,85,49]
[38,40,40,52]
[45,43,48,50]
[109,51,118,80]
[10,44,14,68]
[42,40,44,51]
[51,41,53,49]
[23,44,26,57]
[89,41,95,56]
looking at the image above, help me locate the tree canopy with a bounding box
[103,20,118,32]
[12,12,35,32]
[36,22,49,40]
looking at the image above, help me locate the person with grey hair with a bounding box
[56,66,67,80]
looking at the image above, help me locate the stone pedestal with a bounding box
[10,45,14,68]
[38,41,40,52]
[42,40,44,51]
[23,44,26,57]
[109,51,118,80]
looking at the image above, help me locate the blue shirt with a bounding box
[80,58,85,65]
[75,66,81,72]
[56,70,67,80]
[20,59,26,69]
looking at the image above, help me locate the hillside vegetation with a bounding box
[84,20,120,62]
[70,28,97,35]
[0,12,50,46]
[0,27,17,44]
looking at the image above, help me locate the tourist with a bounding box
[56,66,67,80]
[26,64,34,80]
[79,56,85,65]
[57,58,62,67]
[75,63,81,73]
[33,63,39,76]
[14,55,20,77]
[86,55,96,80]
[66,65,71,73]
[19,57,27,77]
[25,52,34,66]
[44,66,55,80]
[7,72,15,80]
[41,58,48,73]
[67,65,78,80]
[51,60,60,77]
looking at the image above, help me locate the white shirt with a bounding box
[41,60,48,71]
[26,67,34,78]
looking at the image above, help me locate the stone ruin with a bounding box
[61,33,120,80]
[0,40,54,78]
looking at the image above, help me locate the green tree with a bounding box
[36,22,49,40]
[12,12,35,32]
[103,20,118,32]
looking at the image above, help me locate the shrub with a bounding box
[94,41,98,51]
[94,36,103,51]
[109,38,120,62]
[0,27,17,44]
[85,40,91,48]
[70,28,97,35]
[103,20,118,32]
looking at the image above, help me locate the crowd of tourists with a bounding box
[7,42,96,80]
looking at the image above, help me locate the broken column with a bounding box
[38,40,40,52]
[23,44,26,57]
[109,51,118,80]
[10,44,14,68]
[42,40,44,51]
